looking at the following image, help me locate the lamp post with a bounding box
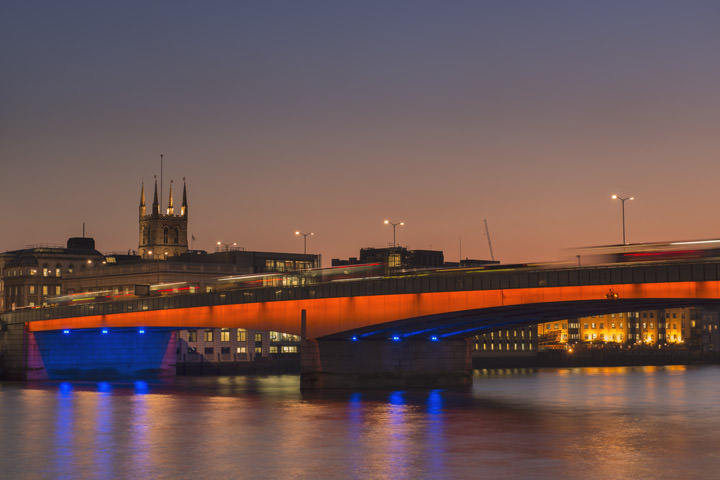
[295,231,314,254]
[383,219,405,247]
[611,194,635,245]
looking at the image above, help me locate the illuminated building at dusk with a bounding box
[138,178,189,260]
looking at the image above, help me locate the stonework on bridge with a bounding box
[301,338,472,389]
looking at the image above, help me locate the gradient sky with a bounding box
[2,1,719,265]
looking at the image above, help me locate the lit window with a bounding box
[282,346,298,353]
[29,285,35,295]
[237,329,247,342]
[42,285,48,296]
[55,286,60,296]
[269,346,278,354]
[204,329,213,342]
[254,346,262,354]
[236,346,247,354]
[220,328,230,342]
[254,333,262,342]
[188,330,197,342]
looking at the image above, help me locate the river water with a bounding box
[2,365,720,479]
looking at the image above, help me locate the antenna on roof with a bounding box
[160,154,164,208]
[484,219,495,261]
[82,222,86,238]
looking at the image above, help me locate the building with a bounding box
[1,237,104,311]
[332,246,444,270]
[139,179,188,260]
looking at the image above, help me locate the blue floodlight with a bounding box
[63,329,70,334]
[392,335,401,342]
[101,329,108,334]
[138,329,145,334]
[430,335,439,342]
[351,335,358,342]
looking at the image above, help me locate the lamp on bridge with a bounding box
[384,219,405,248]
[611,194,635,245]
[295,231,314,255]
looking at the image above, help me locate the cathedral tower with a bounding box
[138,178,189,260]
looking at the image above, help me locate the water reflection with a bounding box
[3,366,720,478]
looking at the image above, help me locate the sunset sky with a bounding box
[2,1,719,265]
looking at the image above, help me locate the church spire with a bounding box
[139,181,146,218]
[152,176,160,215]
[167,180,174,215]
[181,177,188,217]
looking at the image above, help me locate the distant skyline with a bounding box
[2,1,719,265]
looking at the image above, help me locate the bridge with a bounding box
[4,259,720,387]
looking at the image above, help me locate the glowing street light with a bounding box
[384,219,404,247]
[295,231,314,254]
[611,194,635,245]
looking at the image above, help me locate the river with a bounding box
[2,365,720,479]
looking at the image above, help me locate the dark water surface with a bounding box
[2,365,720,479]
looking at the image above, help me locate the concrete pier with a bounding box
[300,338,472,389]
[1,325,177,380]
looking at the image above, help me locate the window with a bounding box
[591,323,596,329]
[282,346,298,353]
[55,265,62,277]
[173,228,179,244]
[599,323,604,329]
[68,264,74,273]
[254,346,262,354]
[55,286,61,296]
[269,346,278,354]
[42,285,48,296]
[204,347,214,355]
[220,328,230,342]
[42,264,49,277]
[204,329,213,342]
[163,227,169,243]
[236,346,247,354]
[188,330,197,342]
[29,285,35,295]
[237,329,247,342]
[254,333,262,342]
[221,347,230,354]
[584,324,588,329]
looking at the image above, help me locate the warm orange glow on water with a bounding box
[26,280,720,336]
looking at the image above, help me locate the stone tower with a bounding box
[138,178,189,260]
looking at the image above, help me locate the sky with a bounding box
[1,1,719,265]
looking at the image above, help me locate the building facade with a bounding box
[1,238,104,311]
[138,179,188,260]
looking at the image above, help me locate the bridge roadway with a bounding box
[5,260,720,386]
[5,259,720,339]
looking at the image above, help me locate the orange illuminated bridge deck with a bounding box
[7,261,720,340]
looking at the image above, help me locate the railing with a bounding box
[5,260,720,324]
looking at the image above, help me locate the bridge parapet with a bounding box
[4,260,720,325]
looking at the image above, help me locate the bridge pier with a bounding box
[1,325,177,380]
[300,338,472,389]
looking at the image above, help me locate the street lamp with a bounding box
[383,219,405,247]
[611,194,635,245]
[295,231,314,254]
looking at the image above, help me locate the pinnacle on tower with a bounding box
[181,177,188,217]
[152,176,160,215]
[167,180,174,215]
[139,181,146,217]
